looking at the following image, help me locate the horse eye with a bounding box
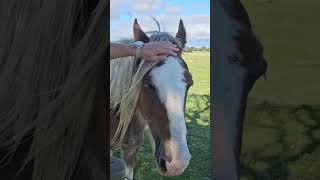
[143,81,156,90]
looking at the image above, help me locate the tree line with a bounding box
[183,46,210,52]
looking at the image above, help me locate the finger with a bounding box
[157,42,179,53]
[170,42,178,47]
[167,43,179,51]
[170,45,179,52]
[169,50,178,56]
[161,42,177,48]
[157,49,177,57]
[169,42,177,46]
[151,55,167,61]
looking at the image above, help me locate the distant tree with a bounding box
[183,46,210,52]
[183,47,192,52]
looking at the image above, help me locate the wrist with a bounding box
[128,44,136,57]
[134,41,144,59]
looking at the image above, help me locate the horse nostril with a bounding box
[159,158,167,173]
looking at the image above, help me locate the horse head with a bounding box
[134,19,193,176]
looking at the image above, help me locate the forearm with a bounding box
[110,43,135,60]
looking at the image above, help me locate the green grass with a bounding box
[241,102,320,179]
[183,51,210,95]
[240,0,320,179]
[125,51,210,180]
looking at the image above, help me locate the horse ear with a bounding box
[176,19,186,48]
[133,19,149,43]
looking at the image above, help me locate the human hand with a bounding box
[141,42,180,61]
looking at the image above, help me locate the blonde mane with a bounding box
[110,32,183,145]
[110,56,158,144]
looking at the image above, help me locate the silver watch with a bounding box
[134,41,144,59]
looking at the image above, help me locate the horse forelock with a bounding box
[149,32,184,50]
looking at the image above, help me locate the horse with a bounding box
[110,19,193,179]
[211,0,268,179]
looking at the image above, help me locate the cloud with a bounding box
[144,14,210,40]
[110,0,210,47]
[111,15,210,47]
[131,0,163,14]
[110,0,129,19]
[165,6,182,14]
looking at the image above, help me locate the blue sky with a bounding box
[111,0,210,47]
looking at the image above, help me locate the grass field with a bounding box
[240,0,320,179]
[114,51,210,180]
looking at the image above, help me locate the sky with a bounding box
[111,0,210,47]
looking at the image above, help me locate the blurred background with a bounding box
[241,0,320,179]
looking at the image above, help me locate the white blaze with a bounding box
[149,56,191,175]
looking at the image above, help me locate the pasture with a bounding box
[241,0,320,179]
[114,51,211,180]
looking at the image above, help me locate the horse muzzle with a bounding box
[158,151,191,176]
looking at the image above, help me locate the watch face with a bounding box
[135,41,144,47]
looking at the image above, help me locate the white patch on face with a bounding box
[149,56,191,164]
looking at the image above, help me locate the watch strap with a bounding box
[134,41,144,59]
